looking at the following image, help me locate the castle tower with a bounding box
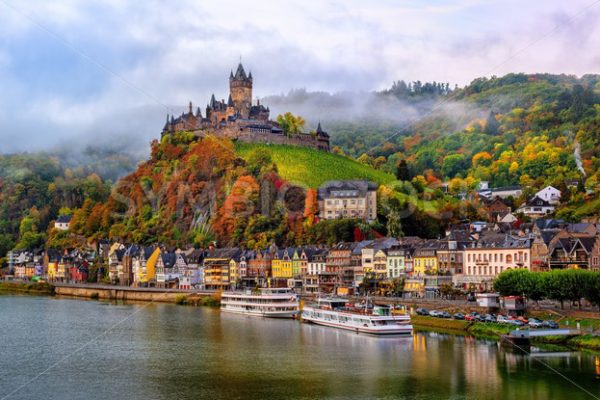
[229,63,253,118]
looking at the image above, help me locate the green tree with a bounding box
[276,112,305,136]
[441,154,467,178]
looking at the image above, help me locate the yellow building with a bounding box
[229,259,239,284]
[203,248,241,290]
[47,262,57,280]
[272,248,293,279]
[413,241,439,276]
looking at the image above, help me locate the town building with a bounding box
[535,186,561,205]
[318,180,378,221]
[459,233,532,291]
[204,248,241,290]
[54,215,72,231]
[517,196,555,218]
[485,197,512,222]
[478,185,523,200]
[547,233,597,270]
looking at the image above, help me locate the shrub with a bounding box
[175,294,188,305]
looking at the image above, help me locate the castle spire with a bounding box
[227,94,234,107]
[210,94,216,107]
[234,63,247,80]
[316,121,323,133]
[196,107,202,117]
[189,101,193,114]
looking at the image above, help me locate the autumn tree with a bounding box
[276,112,306,136]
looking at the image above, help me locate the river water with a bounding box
[0,295,598,400]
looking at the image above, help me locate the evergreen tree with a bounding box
[396,159,412,181]
[484,111,500,135]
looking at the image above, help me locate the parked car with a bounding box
[453,313,465,320]
[497,315,510,323]
[483,314,496,323]
[528,318,543,328]
[438,311,451,319]
[416,308,429,316]
[429,310,441,317]
[542,320,559,329]
[507,319,525,326]
[517,316,529,324]
[465,312,480,322]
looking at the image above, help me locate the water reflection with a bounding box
[0,296,598,400]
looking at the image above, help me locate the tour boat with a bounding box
[220,288,299,318]
[301,298,413,335]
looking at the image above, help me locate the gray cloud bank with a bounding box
[0,0,598,158]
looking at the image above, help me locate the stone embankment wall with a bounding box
[54,285,211,303]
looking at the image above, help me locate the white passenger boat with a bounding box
[301,298,412,335]
[221,288,299,318]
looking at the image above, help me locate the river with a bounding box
[0,295,598,400]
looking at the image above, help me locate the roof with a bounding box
[534,219,565,230]
[318,180,378,199]
[232,63,251,81]
[490,185,522,192]
[566,223,600,234]
[364,237,400,251]
[56,215,72,223]
[161,252,177,269]
[206,247,242,260]
[468,232,531,249]
[525,196,552,207]
[539,230,560,245]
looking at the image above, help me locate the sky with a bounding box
[0,0,599,154]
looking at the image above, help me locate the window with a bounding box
[506,254,512,263]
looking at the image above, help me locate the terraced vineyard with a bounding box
[235,142,396,188]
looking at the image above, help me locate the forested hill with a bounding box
[2,72,600,261]
[0,148,137,258]
[328,73,600,195]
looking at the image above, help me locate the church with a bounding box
[161,63,330,152]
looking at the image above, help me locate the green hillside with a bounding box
[235,142,395,188]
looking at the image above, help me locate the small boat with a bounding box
[221,288,299,318]
[301,298,413,336]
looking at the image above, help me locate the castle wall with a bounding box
[192,128,329,151]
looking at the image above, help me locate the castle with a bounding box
[161,63,330,151]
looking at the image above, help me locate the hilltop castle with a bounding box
[161,63,330,151]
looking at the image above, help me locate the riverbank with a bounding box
[0,281,54,295]
[52,283,220,305]
[411,315,600,352]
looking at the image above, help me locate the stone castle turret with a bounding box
[229,63,253,118]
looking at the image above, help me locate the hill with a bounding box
[325,73,600,217]
[235,142,395,188]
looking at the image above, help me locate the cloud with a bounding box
[0,0,598,155]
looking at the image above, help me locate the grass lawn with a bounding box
[467,323,513,339]
[411,315,470,332]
